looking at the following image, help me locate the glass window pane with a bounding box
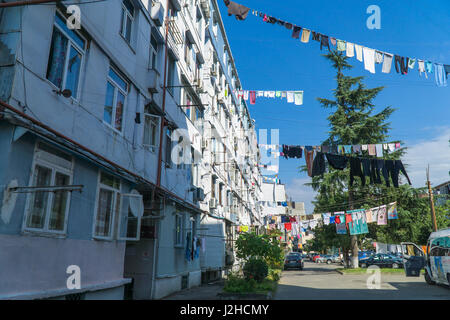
[100,172,120,189]
[46,28,68,88]
[64,45,81,98]
[123,0,134,16]
[54,13,85,49]
[26,165,52,229]
[115,91,125,131]
[48,172,70,231]
[104,82,114,124]
[125,16,132,42]
[108,68,127,92]
[95,188,114,237]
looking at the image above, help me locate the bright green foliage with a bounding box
[243,258,268,282]
[223,273,277,294]
[235,232,284,269]
[300,50,450,258]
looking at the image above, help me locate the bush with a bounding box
[267,268,282,281]
[223,274,277,294]
[243,258,268,282]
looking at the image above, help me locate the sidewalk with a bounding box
[161,280,225,300]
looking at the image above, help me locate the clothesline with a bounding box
[234,89,304,105]
[224,0,449,87]
[265,202,398,235]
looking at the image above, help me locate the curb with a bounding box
[217,292,273,300]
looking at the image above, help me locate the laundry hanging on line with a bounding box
[235,89,304,105]
[224,0,449,87]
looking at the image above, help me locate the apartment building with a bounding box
[0,0,262,300]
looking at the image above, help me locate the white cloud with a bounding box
[403,128,450,188]
[285,177,317,213]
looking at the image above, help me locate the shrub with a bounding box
[243,258,268,282]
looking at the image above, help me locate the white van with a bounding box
[401,228,450,286]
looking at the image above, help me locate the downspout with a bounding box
[151,0,170,300]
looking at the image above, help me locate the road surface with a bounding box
[275,261,449,300]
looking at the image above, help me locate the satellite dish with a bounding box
[61,89,72,98]
[129,189,144,218]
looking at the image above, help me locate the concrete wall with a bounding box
[0,123,132,299]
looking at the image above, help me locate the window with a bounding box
[165,127,173,167]
[46,13,85,99]
[149,32,158,70]
[121,0,134,44]
[175,213,184,246]
[167,55,176,96]
[94,172,121,239]
[143,105,160,151]
[24,143,73,234]
[117,192,143,241]
[104,67,128,132]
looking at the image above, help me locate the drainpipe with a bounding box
[0,0,59,8]
[151,0,170,300]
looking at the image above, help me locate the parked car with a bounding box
[359,253,403,268]
[284,252,304,270]
[315,255,330,263]
[312,254,322,263]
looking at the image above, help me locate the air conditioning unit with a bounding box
[201,138,208,149]
[210,65,217,76]
[150,2,164,26]
[209,198,217,209]
[196,187,205,202]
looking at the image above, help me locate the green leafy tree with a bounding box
[303,50,402,267]
[235,232,284,269]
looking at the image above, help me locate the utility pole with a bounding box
[426,165,438,232]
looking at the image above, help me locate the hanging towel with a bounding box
[375,51,384,64]
[276,91,281,97]
[287,91,294,103]
[257,91,264,97]
[418,60,426,77]
[320,34,330,51]
[355,44,363,62]
[375,144,383,157]
[269,91,276,98]
[425,61,433,73]
[387,202,398,220]
[444,64,450,79]
[353,145,361,154]
[344,145,352,154]
[363,47,376,74]
[337,39,346,51]
[305,147,314,177]
[301,29,310,43]
[408,58,416,69]
[243,90,249,100]
[365,208,374,223]
[264,91,270,97]
[361,144,368,151]
[224,1,250,20]
[330,37,336,46]
[377,205,387,225]
[294,91,303,105]
[249,91,256,105]
[292,26,301,39]
[388,143,395,152]
[346,42,355,57]
[434,63,447,87]
[382,53,393,73]
[281,91,287,98]
[368,144,376,156]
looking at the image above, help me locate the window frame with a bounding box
[92,171,122,240]
[143,112,161,152]
[120,0,135,45]
[149,31,159,70]
[22,142,74,236]
[46,12,86,100]
[103,66,128,133]
[174,213,184,247]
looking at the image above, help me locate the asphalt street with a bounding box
[275,261,450,300]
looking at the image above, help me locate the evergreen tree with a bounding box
[305,50,403,268]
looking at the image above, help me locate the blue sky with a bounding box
[218,0,450,213]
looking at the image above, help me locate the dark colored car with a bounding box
[359,253,403,268]
[284,252,304,270]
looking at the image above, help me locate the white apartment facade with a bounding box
[0,0,262,300]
